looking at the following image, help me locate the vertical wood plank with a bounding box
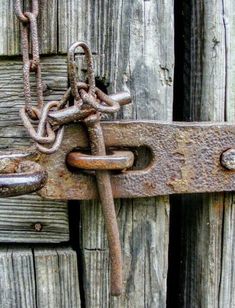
[34,247,81,308]
[0,246,81,308]
[79,1,174,306]
[179,0,235,306]
[58,0,101,53]
[0,0,57,56]
[0,0,20,56]
[0,247,36,307]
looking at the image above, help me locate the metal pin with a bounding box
[84,113,123,296]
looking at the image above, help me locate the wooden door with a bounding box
[0,1,234,308]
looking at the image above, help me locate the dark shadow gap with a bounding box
[68,201,86,308]
[167,0,185,307]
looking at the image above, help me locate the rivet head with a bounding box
[34,222,43,232]
[221,149,235,170]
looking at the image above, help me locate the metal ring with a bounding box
[68,41,96,100]
[67,150,134,170]
[0,160,47,197]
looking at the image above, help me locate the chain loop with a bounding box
[15,1,126,155]
[14,0,38,23]
[17,0,43,118]
[68,41,96,103]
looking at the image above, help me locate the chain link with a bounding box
[15,1,125,155]
[15,0,65,153]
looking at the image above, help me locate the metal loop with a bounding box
[48,85,131,126]
[68,41,96,101]
[0,160,47,197]
[20,105,56,144]
[36,126,65,154]
[67,150,134,170]
[24,12,40,69]
[20,10,43,117]
[14,0,39,23]
[79,89,120,113]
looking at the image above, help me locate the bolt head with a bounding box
[221,149,235,170]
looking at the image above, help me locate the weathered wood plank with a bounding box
[0,246,80,308]
[0,57,69,242]
[34,247,80,307]
[79,0,174,306]
[0,247,36,307]
[0,0,57,56]
[179,0,235,306]
[0,195,69,242]
[0,0,20,56]
[58,0,101,54]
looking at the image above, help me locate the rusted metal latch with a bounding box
[2,0,235,297]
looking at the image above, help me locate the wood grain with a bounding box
[78,0,174,306]
[0,0,57,56]
[0,246,80,308]
[0,0,20,56]
[179,0,235,306]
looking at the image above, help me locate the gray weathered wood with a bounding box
[0,0,20,56]
[58,0,100,54]
[0,57,69,242]
[0,0,57,56]
[0,195,69,242]
[34,247,80,308]
[0,1,82,307]
[77,0,174,306]
[0,246,80,308]
[179,0,235,306]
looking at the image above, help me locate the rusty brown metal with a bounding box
[38,121,235,200]
[47,90,131,126]
[67,42,131,296]
[17,1,43,118]
[0,159,47,197]
[67,150,134,170]
[83,113,123,296]
[68,41,96,103]
[14,0,39,23]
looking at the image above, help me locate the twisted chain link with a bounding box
[15,1,122,154]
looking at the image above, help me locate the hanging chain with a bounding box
[15,0,42,117]
[14,0,131,155]
[14,0,64,153]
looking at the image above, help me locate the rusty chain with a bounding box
[14,0,125,154]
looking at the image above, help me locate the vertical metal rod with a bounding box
[84,113,123,296]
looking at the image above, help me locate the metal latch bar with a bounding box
[37,121,235,200]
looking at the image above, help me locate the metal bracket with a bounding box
[36,121,235,200]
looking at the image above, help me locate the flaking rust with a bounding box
[37,121,235,200]
[167,129,196,192]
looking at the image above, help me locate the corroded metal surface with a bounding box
[38,121,235,200]
[0,160,47,197]
[83,114,123,296]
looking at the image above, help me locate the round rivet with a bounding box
[221,149,235,170]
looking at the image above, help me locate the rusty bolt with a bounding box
[34,222,43,232]
[221,149,235,170]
